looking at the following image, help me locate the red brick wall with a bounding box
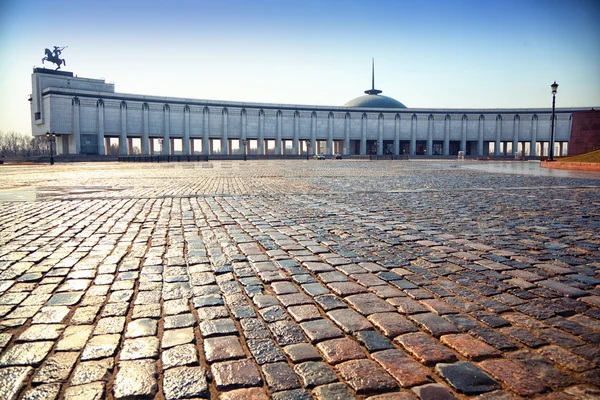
[569,110,600,156]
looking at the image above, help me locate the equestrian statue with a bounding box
[42,46,67,70]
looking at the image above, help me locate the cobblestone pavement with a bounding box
[0,160,599,400]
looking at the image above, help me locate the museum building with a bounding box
[30,68,585,158]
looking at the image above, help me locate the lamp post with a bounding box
[305,140,311,160]
[241,139,247,161]
[45,131,56,165]
[371,141,379,161]
[548,81,559,161]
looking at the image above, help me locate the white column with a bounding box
[427,115,433,155]
[443,115,450,156]
[293,111,300,155]
[222,108,228,155]
[410,114,417,155]
[258,110,265,155]
[376,114,383,155]
[494,115,502,156]
[163,104,171,155]
[530,115,538,156]
[142,103,149,155]
[97,100,105,155]
[327,112,334,156]
[310,112,317,153]
[477,115,484,156]
[241,109,247,141]
[73,97,81,154]
[183,106,190,155]
[203,107,210,154]
[344,113,351,155]
[512,115,520,156]
[461,115,467,152]
[360,114,367,155]
[394,115,400,156]
[119,101,127,155]
[276,111,283,155]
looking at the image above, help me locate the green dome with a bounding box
[344,94,407,108]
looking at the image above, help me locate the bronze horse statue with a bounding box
[42,47,66,70]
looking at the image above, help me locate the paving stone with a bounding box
[409,313,460,337]
[479,359,548,396]
[80,334,121,360]
[69,358,114,386]
[204,335,246,362]
[120,336,160,360]
[354,330,395,351]
[18,324,65,341]
[312,383,356,400]
[499,326,549,348]
[124,318,158,338]
[337,359,399,393]
[162,326,195,348]
[259,305,288,322]
[436,361,499,394]
[507,350,578,389]
[113,359,158,399]
[395,332,457,365]
[372,348,431,387]
[0,341,54,366]
[302,283,330,296]
[247,339,287,364]
[317,337,366,364]
[300,319,344,343]
[412,383,458,399]
[164,313,196,329]
[20,383,61,400]
[538,345,596,372]
[64,382,105,400]
[345,293,397,315]
[211,359,263,390]
[268,320,307,346]
[162,343,199,369]
[94,316,126,335]
[219,387,270,400]
[368,312,418,337]
[327,308,373,333]
[388,297,429,314]
[271,389,312,400]
[440,334,501,361]
[328,281,369,296]
[0,366,33,400]
[32,351,78,383]
[314,294,347,311]
[45,291,84,306]
[470,327,518,351]
[200,318,238,337]
[294,361,338,387]
[288,304,321,322]
[365,392,417,400]
[262,362,302,392]
[70,305,101,324]
[32,306,71,324]
[163,366,208,399]
[284,343,322,363]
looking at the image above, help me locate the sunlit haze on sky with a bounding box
[1,0,599,135]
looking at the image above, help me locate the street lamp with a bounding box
[45,132,56,165]
[241,138,247,161]
[305,140,311,160]
[548,81,559,161]
[371,141,379,160]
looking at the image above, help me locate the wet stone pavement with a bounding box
[0,160,599,400]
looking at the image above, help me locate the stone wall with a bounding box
[568,110,600,156]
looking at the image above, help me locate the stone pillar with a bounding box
[241,109,247,142]
[443,115,450,156]
[461,115,467,153]
[310,112,317,154]
[394,115,400,156]
[276,111,283,155]
[142,103,149,155]
[149,139,154,155]
[410,114,417,155]
[222,108,229,155]
[163,104,171,155]
[344,113,351,155]
[293,111,300,155]
[477,115,484,156]
[119,101,127,155]
[73,97,81,154]
[377,114,383,155]
[183,105,190,155]
[97,99,105,156]
[203,107,210,154]
[361,113,367,155]
[258,110,265,155]
[530,115,538,157]
[427,114,433,155]
[512,115,520,156]
[327,112,334,156]
[494,115,502,156]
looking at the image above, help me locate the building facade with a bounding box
[31,68,585,158]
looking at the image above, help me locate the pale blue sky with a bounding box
[1,0,599,135]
